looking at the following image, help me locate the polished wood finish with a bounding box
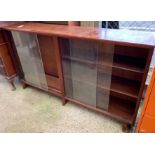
[3,22,154,129]
[4,22,155,47]
[136,68,155,132]
[0,29,16,90]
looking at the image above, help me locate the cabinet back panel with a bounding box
[114,54,146,69]
[37,35,58,77]
[115,45,149,58]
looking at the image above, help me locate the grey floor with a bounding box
[0,75,123,132]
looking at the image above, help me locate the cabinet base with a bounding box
[20,80,134,132]
[21,80,62,96]
[22,81,28,89]
[65,96,134,131]
[62,97,67,106]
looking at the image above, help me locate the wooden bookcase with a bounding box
[3,22,155,130]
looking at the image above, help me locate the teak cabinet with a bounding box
[4,22,155,130]
[0,29,16,90]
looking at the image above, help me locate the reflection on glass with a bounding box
[61,38,114,109]
[63,39,98,106]
[12,31,48,90]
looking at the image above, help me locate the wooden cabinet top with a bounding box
[0,22,21,28]
[3,22,155,48]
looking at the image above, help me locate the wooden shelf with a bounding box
[115,77,139,100]
[98,56,145,77]
[63,54,145,82]
[108,96,135,123]
[98,60,144,81]
[113,54,146,73]
[63,55,95,66]
[63,55,141,101]
[113,60,144,73]
[64,74,140,102]
[63,55,144,76]
[115,45,149,59]
[99,76,140,101]
[46,74,61,91]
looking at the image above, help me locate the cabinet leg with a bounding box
[62,97,67,106]
[122,124,132,132]
[22,81,28,89]
[8,79,16,91]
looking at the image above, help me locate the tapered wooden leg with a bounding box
[8,79,16,91]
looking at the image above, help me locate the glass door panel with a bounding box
[61,38,114,109]
[61,38,98,106]
[96,44,114,110]
[12,31,48,90]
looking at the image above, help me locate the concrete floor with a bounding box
[0,75,123,132]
